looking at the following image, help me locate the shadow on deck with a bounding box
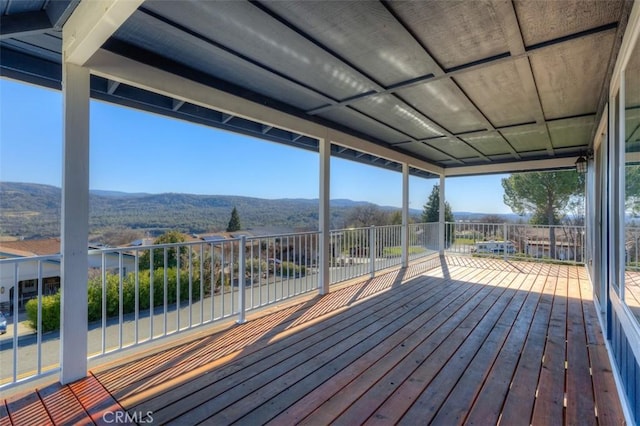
[0,256,626,425]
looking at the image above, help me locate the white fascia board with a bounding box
[444,157,578,177]
[86,49,443,175]
[63,0,143,65]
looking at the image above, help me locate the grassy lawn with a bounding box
[453,238,476,245]
[383,246,427,256]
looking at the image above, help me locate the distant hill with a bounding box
[0,182,424,240]
[1,182,526,241]
[453,211,525,222]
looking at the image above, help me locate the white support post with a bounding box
[439,175,446,255]
[401,163,409,268]
[237,236,246,324]
[318,137,331,295]
[60,61,90,385]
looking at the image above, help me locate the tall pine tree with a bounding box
[226,207,241,232]
[422,185,453,223]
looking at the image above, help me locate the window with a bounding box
[624,36,640,324]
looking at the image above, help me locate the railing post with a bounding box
[370,226,376,278]
[12,263,19,383]
[401,163,409,267]
[439,176,446,255]
[503,222,508,260]
[237,236,247,324]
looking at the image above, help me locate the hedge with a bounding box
[27,267,204,331]
[25,292,60,332]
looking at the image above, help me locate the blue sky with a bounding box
[0,78,512,214]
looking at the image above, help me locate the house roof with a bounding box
[0,238,61,257]
[0,1,636,177]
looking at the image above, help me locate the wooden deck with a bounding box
[0,256,626,425]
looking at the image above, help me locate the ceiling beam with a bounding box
[494,0,555,156]
[0,11,52,39]
[106,79,120,95]
[221,113,234,124]
[46,0,82,29]
[252,1,488,163]
[306,22,617,121]
[138,7,340,110]
[86,49,444,176]
[380,1,518,160]
[306,52,522,116]
[63,0,143,66]
[444,157,578,177]
[172,99,185,111]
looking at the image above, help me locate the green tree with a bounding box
[422,185,454,247]
[345,205,388,227]
[226,207,241,232]
[480,214,504,223]
[422,185,454,223]
[502,170,584,258]
[390,210,403,225]
[139,230,188,270]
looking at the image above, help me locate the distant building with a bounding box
[0,238,134,311]
[525,240,583,262]
[474,240,515,254]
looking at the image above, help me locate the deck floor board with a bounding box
[275,269,502,426]
[37,382,92,426]
[530,275,568,424]
[0,257,627,426]
[422,272,543,426]
[136,267,478,424]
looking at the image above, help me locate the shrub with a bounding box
[25,292,60,332]
[246,258,267,273]
[87,267,202,322]
[279,261,305,277]
[28,266,205,331]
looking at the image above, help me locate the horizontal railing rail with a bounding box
[445,222,586,264]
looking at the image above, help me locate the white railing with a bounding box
[409,222,440,260]
[86,233,322,358]
[86,240,240,358]
[626,226,640,271]
[5,221,546,389]
[328,224,434,284]
[330,226,372,283]
[445,222,586,264]
[0,255,62,388]
[1,221,592,389]
[243,232,319,310]
[0,222,591,389]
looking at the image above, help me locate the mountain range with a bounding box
[0,182,520,241]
